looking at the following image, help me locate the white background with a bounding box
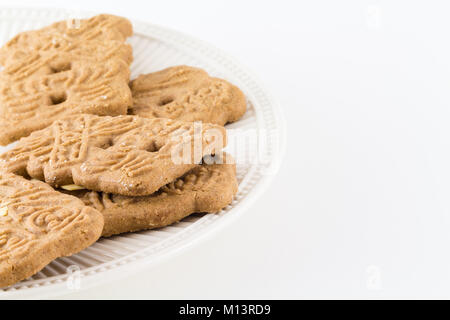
[2,0,450,299]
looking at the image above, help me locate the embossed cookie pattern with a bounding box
[0,15,245,289]
[0,114,227,196]
[0,14,132,65]
[69,158,237,237]
[0,14,133,145]
[130,65,247,125]
[0,173,103,287]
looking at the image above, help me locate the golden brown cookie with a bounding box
[129,65,247,125]
[70,156,237,237]
[0,172,103,288]
[0,14,133,66]
[0,14,133,145]
[0,114,227,196]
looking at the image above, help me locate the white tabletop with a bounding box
[3,0,450,299]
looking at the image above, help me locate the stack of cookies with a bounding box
[0,14,247,287]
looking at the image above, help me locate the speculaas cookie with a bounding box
[129,65,247,125]
[0,114,227,197]
[69,155,237,237]
[0,14,133,66]
[0,14,133,145]
[0,172,103,288]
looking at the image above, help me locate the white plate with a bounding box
[0,7,285,298]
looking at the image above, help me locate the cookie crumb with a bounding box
[61,184,85,191]
[0,206,8,216]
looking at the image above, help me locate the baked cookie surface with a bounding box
[0,14,133,145]
[0,14,132,65]
[0,173,103,288]
[130,65,247,125]
[0,114,227,196]
[70,157,237,237]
